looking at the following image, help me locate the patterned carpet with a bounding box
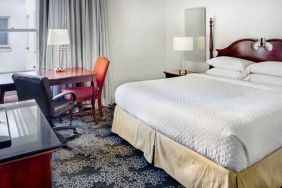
[52,106,183,188]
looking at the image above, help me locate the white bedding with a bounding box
[206,68,244,80]
[115,74,282,172]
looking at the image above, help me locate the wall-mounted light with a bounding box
[252,38,273,51]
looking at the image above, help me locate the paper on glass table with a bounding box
[0,109,11,149]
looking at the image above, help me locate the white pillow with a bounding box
[245,74,282,87]
[206,56,255,73]
[245,61,282,77]
[206,68,244,80]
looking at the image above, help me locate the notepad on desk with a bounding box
[0,109,11,149]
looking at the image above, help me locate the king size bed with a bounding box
[111,21,282,187]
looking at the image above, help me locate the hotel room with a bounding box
[0,0,282,187]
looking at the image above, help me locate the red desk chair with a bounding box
[62,57,110,123]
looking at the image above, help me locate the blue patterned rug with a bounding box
[52,106,183,188]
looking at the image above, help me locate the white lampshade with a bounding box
[173,37,194,51]
[197,36,205,50]
[47,29,70,45]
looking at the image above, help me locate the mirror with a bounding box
[184,8,206,62]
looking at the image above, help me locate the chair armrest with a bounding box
[51,91,76,103]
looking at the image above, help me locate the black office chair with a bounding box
[12,73,78,144]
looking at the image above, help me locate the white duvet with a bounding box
[115,74,282,172]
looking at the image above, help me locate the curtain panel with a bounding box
[38,0,113,104]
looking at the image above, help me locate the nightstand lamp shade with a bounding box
[47,29,70,46]
[173,37,194,75]
[173,37,194,51]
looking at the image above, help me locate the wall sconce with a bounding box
[252,38,273,51]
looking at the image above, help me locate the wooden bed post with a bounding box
[209,18,214,59]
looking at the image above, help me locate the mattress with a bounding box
[115,74,282,172]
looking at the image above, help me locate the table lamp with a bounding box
[47,29,70,72]
[173,37,194,75]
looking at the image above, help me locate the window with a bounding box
[0,17,9,48]
[0,0,38,73]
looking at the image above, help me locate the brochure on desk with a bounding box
[0,108,11,149]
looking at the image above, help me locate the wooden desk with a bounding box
[0,68,95,104]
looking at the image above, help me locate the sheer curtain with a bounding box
[38,0,113,105]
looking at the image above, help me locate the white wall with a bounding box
[0,0,37,73]
[108,0,282,95]
[165,0,282,72]
[0,0,26,72]
[25,0,37,70]
[108,0,166,92]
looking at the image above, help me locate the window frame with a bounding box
[0,20,38,52]
[0,12,38,49]
[0,0,39,72]
[0,16,10,50]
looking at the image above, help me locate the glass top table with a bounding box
[0,100,61,163]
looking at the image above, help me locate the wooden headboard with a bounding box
[209,18,282,62]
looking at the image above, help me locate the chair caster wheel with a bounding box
[73,129,78,134]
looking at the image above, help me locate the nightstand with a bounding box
[163,70,195,78]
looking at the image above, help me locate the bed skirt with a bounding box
[111,105,282,188]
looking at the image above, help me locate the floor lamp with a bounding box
[173,37,194,75]
[47,29,70,72]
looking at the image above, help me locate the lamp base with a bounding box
[55,66,65,72]
[179,69,188,75]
